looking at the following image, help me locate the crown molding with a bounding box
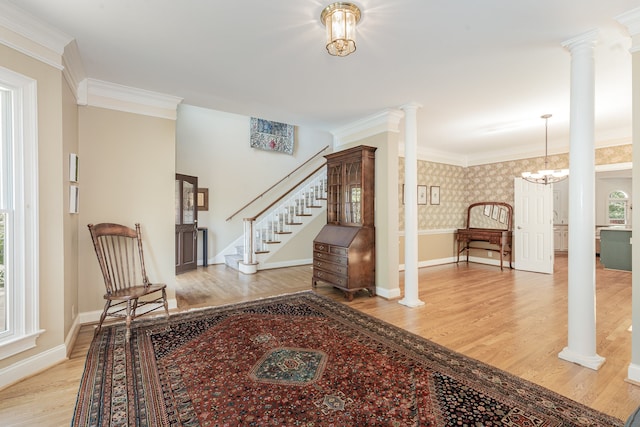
[0,1,72,70]
[331,109,404,147]
[83,78,183,120]
[401,134,632,167]
[398,144,468,167]
[62,40,86,102]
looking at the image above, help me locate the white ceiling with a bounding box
[7,0,640,165]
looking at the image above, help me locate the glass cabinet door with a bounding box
[327,163,342,224]
[342,160,362,225]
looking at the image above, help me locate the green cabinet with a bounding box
[599,228,632,271]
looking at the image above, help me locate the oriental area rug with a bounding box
[72,291,622,426]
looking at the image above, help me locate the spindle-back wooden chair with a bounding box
[88,222,169,340]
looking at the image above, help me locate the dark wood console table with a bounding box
[197,227,208,267]
[456,202,513,270]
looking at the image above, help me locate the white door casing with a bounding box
[514,177,554,274]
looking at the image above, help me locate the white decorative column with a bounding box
[617,7,640,383]
[399,102,425,308]
[558,30,605,370]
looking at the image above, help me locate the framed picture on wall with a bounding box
[197,188,209,211]
[484,204,491,216]
[418,185,427,205]
[430,186,440,205]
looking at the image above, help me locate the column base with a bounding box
[627,363,640,384]
[558,347,605,370]
[238,262,258,275]
[398,298,425,308]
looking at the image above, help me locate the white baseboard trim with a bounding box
[65,315,82,358]
[399,257,456,271]
[400,256,504,270]
[77,298,178,325]
[0,344,67,390]
[376,286,401,299]
[258,259,312,270]
[467,256,503,267]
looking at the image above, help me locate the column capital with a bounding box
[400,102,423,112]
[561,29,598,53]
[616,7,640,52]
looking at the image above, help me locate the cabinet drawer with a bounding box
[314,259,348,276]
[329,246,348,256]
[313,243,348,257]
[314,242,329,252]
[313,251,347,265]
[313,269,347,287]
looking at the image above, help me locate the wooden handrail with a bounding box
[246,164,326,222]
[226,145,329,221]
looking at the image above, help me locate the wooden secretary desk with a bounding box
[312,145,376,301]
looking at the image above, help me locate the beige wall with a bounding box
[399,232,457,265]
[62,78,79,338]
[175,104,333,263]
[0,40,178,378]
[77,106,177,313]
[266,214,325,265]
[0,44,71,369]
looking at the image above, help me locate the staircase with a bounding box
[223,169,327,272]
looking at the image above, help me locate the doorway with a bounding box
[513,177,554,274]
[176,173,198,274]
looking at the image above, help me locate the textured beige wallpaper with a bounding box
[399,144,632,231]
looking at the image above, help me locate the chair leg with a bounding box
[125,300,134,341]
[95,300,111,337]
[162,288,170,331]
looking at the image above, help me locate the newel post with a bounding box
[240,218,258,274]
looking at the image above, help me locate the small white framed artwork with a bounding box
[69,153,78,182]
[69,185,79,214]
[418,185,427,205]
[430,186,440,205]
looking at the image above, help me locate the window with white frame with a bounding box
[0,66,41,360]
[608,190,629,225]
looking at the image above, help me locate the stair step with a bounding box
[307,205,322,208]
[286,222,303,225]
[224,253,243,270]
[263,240,281,244]
[255,250,269,254]
[296,214,313,217]
[275,231,292,235]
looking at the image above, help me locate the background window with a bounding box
[608,190,628,225]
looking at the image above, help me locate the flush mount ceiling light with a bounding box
[521,114,569,185]
[321,2,361,57]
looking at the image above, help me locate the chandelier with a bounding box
[521,114,569,185]
[321,2,361,57]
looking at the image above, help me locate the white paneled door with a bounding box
[514,177,554,274]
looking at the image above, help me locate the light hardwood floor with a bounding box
[1,254,639,425]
